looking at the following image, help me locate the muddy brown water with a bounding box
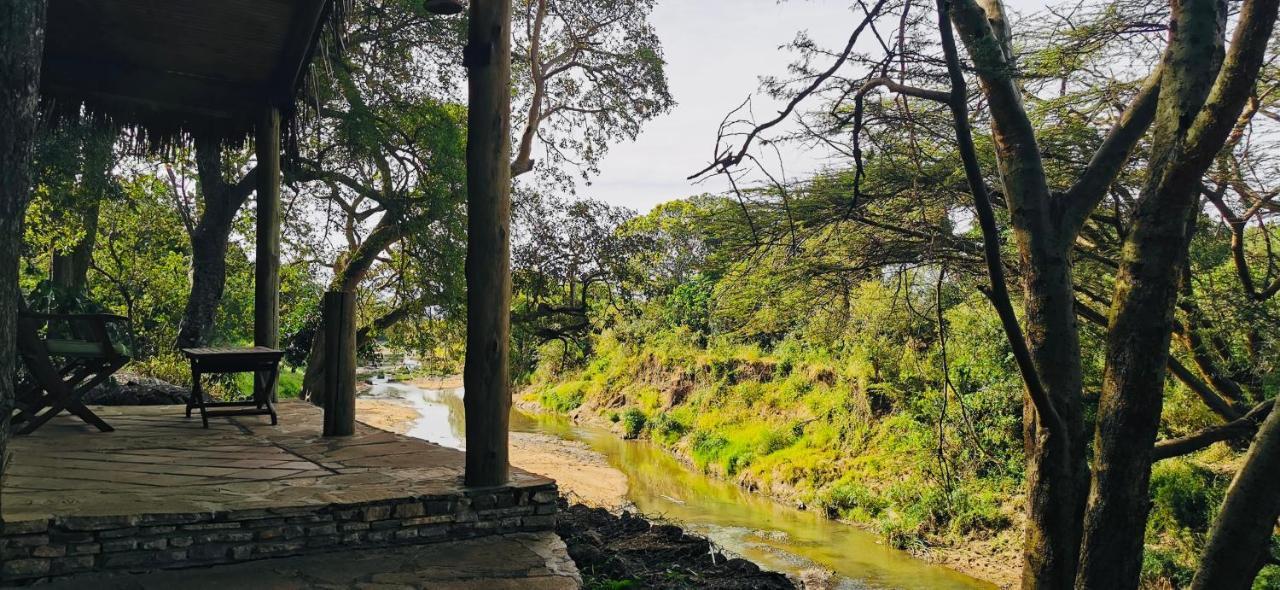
[365,382,994,590]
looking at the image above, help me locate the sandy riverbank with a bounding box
[358,390,1014,589]
[355,397,629,509]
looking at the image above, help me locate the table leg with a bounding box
[263,365,280,425]
[186,364,196,418]
[194,370,209,428]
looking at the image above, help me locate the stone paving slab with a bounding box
[35,531,581,589]
[2,402,552,522]
[0,402,560,584]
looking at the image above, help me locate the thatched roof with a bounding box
[41,0,347,151]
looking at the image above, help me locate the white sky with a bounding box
[586,0,1046,213]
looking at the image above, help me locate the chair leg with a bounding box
[63,398,114,433]
[16,402,64,435]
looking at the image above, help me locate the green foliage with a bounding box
[1140,460,1231,587]
[621,408,647,439]
[129,354,192,389]
[540,381,589,413]
[520,188,1266,572]
[663,276,715,333]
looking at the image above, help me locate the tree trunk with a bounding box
[175,137,256,349]
[946,3,1089,586]
[1190,401,1280,590]
[1077,0,1278,585]
[50,126,114,292]
[176,225,232,349]
[0,0,47,502]
[322,291,357,437]
[51,200,100,293]
[463,0,514,488]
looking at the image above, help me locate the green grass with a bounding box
[539,380,589,412]
[232,365,305,399]
[523,322,1246,578]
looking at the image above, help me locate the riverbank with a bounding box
[557,500,794,589]
[359,384,1003,589]
[516,395,1019,590]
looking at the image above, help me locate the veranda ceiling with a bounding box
[41,0,340,145]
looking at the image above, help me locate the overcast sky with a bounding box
[585,0,1046,213]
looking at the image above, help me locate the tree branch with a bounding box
[940,0,1065,437]
[1058,63,1164,240]
[688,0,890,180]
[1154,399,1275,460]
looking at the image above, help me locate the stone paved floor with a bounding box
[2,402,553,522]
[36,531,581,589]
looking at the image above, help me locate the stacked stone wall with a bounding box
[1,485,558,584]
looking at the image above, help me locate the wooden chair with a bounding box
[12,298,131,434]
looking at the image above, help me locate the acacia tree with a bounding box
[511,195,650,369]
[170,140,258,349]
[293,0,672,400]
[23,123,119,294]
[696,0,1279,586]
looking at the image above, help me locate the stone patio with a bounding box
[0,402,561,584]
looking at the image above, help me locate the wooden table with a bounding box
[181,347,284,428]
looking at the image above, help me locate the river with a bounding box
[364,381,994,590]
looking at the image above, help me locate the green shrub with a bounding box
[621,408,647,439]
[690,431,729,471]
[1148,461,1225,533]
[649,411,689,445]
[130,353,191,388]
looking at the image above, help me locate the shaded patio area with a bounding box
[0,403,559,583]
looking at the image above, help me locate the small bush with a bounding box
[649,411,689,445]
[622,408,647,439]
[691,431,729,470]
[130,353,191,388]
[1148,460,1225,533]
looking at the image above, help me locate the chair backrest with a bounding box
[14,291,66,394]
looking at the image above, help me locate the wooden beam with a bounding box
[270,0,331,104]
[463,0,514,488]
[322,291,356,437]
[254,107,282,401]
[42,55,262,120]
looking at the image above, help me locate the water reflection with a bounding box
[364,383,994,590]
[366,383,467,449]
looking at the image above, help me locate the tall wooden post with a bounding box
[254,107,282,401]
[463,0,514,487]
[322,291,356,436]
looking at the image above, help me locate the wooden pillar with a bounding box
[322,291,356,437]
[0,0,48,499]
[254,107,281,401]
[463,0,514,487]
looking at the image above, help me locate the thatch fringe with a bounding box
[286,0,353,167]
[39,0,352,164]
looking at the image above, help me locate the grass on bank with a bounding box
[525,326,1272,587]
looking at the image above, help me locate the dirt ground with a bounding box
[356,397,629,509]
